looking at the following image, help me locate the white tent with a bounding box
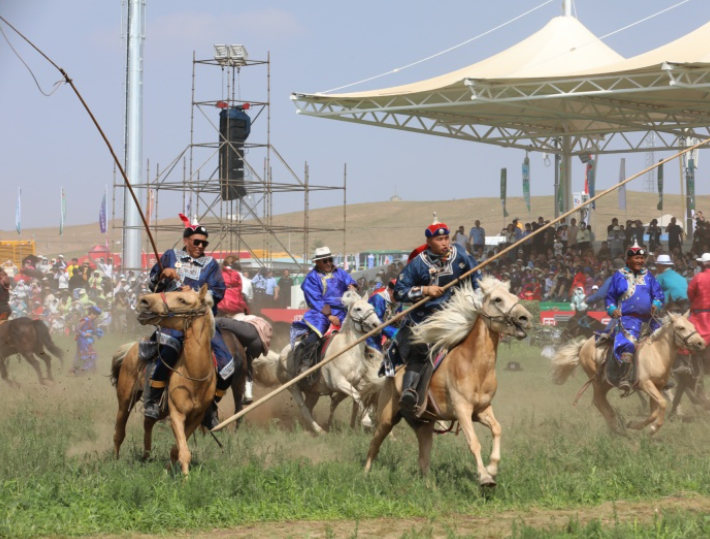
[292,9,710,214]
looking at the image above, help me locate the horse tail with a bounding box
[253,350,282,388]
[551,338,586,385]
[359,357,386,411]
[110,342,136,387]
[33,320,65,363]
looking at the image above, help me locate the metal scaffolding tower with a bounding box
[114,50,346,271]
[643,132,656,193]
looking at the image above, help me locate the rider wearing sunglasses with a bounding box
[290,246,357,388]
[142,213,234,429]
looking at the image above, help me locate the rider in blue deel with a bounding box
[393,217,480,416]
[143,214,233,429]
[605,241,664,393]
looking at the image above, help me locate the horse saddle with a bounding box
[289,331,338,391]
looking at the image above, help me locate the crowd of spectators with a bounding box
[453,213,710,308]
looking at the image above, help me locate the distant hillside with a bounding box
[1,191,705,259]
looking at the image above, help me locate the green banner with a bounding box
[687,158,695,211]
[500,168,509,218]
[657,160,663,211]
[522,157,530,212]
[557,158,565,213]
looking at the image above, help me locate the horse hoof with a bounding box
[479,476,497,488]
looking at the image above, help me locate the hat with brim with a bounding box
[697,253,710,264]
[504,361,523,372]
[656,254,673,266]
[312,246,332,261]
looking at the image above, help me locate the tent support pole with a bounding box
[562,136,573,214]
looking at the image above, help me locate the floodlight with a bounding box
[213,44,248,67]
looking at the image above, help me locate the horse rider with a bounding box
[605,242,664,393]
[654,254,689,309]
[143,214,233,429]
[366,279,398,352]
[394,218,480,416]
[0,268,11,321]
[70,305,103,374]
[290,246,357,383]
[688,253,710,349]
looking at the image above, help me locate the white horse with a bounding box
[253,290,382,434]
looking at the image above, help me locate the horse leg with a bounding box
[143,417,157,461]
[414,421,435,476]
[364,383,398,475]
[40,355,54,382]
[349,401,358,430]
[0,357,19,389]
[330,380,370,429]
[453,399,496,487]
[288,387,325,435]
[591,381,622,434]
[168,412,191,476]
[669,375,688,417]
[477,406,502,479]
[628,381,666,435]
[324,393,346,432]
[22,353,47,385]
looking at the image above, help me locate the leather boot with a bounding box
[144,384,165,420]
[399,368,420,415]
[618,352,635,397]
[201,395,223,430]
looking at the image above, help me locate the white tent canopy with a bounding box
[292,14,710,212]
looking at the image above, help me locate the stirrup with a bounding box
[399,388,418,414]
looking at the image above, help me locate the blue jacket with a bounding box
[296,267,357,337]
[149,249,225,314]
[366,289,398,350]
[606,268,664,316]
[395,246,480,325]
[586,276,612,305]
[655,268,688,304]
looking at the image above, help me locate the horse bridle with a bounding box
[350,305,378,333]
[479,297,525,333]
[646,313,701,351]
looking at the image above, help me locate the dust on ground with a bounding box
[76,494,710,539]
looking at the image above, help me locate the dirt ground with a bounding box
[82,494,710,539]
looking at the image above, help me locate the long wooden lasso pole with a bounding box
[0,16,163,271]
[212,136,710,431]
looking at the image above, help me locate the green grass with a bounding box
[1,335,709,538]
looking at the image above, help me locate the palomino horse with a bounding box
[253,290,381,434]
[110,285,244,474]
[363,277,532,487]
[0,317,65,387]
[551,312,706,435]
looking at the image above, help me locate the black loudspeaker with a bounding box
[219,106,251,200]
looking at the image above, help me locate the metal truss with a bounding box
[291,64,710,156]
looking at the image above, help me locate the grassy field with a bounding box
[1,333,710,538]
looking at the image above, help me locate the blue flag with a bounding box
[15,188,21,235]
[99,188,107,234]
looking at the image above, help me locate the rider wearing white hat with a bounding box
[290,246,357,387]
[654,254,688,306]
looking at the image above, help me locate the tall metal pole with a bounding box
[562,136,573,213]
[563,0,572,16]
[122,0,145,271]
[343,163,347,267]
[304,162,309,273]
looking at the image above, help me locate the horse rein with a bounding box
[151,291,214,383]
[479,298,524,332]
[350,305,378,333]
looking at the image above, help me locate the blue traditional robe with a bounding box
[293,267,357,338]
[73,316,99,372]
[366,289,398,351]
[605,267,664,361]
[148,249,232,381]
[394,246,480,326]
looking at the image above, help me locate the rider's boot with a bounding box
[618,352,636,397]
[201,390,225,430]
[244,379,253,404]
[399,367,421,415]
[144,381,166,420]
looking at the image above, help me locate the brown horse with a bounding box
[0,317,65,387]
[110,285,245,475]
[363,277,532,486]
[551,312,706,435]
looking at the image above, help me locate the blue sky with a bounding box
[1,0,708,230]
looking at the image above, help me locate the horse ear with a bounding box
[668,311,678,321]
[684,309,691,318]
[198,284,208,301]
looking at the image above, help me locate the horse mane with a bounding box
[412,279,499,354]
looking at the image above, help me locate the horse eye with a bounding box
[495,297,502,303]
